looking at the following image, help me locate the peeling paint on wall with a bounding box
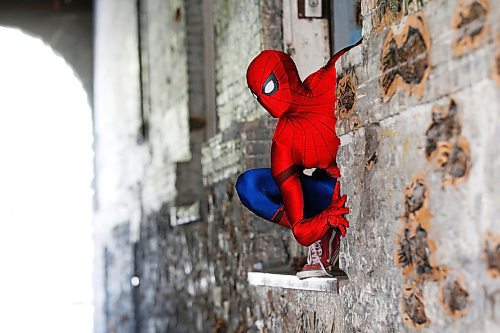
[425,100,472,187]
[336,71,362,132]
[400,283,430,328]
[452,0,489,56]
[484,232,500,278]
[397,174,443,282]
[397,224,441,280]
[402,175,432,230]
[440,137,471,187]
[425,100,461,158]
[395,174,474,326]
[336,74,357,119]
[380,14,431,102]
[403,176,427,217]
[439,275,471,319]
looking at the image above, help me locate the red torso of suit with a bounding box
[271,69,340,177]
[247,50,341,181]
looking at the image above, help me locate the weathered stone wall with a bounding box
[250,0,500,332]
[93,0,500,332]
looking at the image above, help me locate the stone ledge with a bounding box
[247,272,348,293]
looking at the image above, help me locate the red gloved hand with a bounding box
[326,182,350,236]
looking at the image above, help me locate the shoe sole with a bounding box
[296,267,333,279]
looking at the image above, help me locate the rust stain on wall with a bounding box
[425,100,461,158]
[397,225,440,281]
[404,176,426,214]
[336,74,357,119]
[396,174,459,327]
[439,275,471,319]
[402,175,431,228]
[426,100,471,187]
[397,175,443,282]
[336,72,362,132]
[441,137,471,187]
[483,232,500,278]
[400,283,430,328]
[452,0,489,56]
[380,14,431,102]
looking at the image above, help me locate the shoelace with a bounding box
[307,240,323,265]
[306,240,333,277]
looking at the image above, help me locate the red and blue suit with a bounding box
[236,45,355,247]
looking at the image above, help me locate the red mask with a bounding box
[246,50,301,118]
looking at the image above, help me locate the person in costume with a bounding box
[236,40,361,279]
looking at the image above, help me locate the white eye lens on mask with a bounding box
[262,72,278,96]
[264,80,275,94]
[251,91,258,100]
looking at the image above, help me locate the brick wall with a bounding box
[214,0,267,131]
[93,0,500,332]
[251,0,500,331]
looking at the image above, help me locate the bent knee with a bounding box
[235,171,251,198]
[235,171,258,208]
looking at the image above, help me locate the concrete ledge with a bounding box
[247,272,347,293]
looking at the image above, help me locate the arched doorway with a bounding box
[0,27,94,332]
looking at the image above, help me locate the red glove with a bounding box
[326,182,350,236]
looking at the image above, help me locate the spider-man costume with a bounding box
[236,43,358,247]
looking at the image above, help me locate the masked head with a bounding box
[246,50,300,118]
